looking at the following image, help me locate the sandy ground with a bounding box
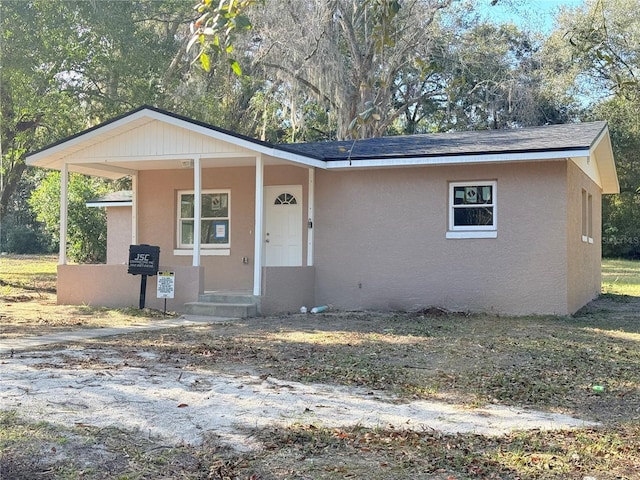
[1,344,598,451]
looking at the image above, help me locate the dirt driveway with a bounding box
[1,339,597,451]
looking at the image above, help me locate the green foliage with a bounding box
[589,97,640,258]
[550,1,640,258]
[565,0,640,99]
[188,0,259,74]
[1,0,194,256]
[29,173,111,264]
[3,0,640,261]
[0,0,85,219]
[1,0,192,218]
[430,22,578,131]
[1,215,52,254]
[602,193,640,258]
[0,170,54,254]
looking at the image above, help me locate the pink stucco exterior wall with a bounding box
[261,266,315,315]
[566,161,602,313]
[57,264,203,310]
[62,159,602,316]
[312,161,579,315]
[136,165,309,292]
[106,206,131,265]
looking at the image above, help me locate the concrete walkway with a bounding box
[0,315,235,355]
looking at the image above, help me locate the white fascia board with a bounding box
[28,153,77,170]
[86,201,133,208]
[26,107,325,169]
[324,149,590,169]
[265,147,327,169]
[174,249,230,256]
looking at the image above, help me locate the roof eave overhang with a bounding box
[325,143,619,195]
[324,149,590,169]
[25,108,620,194]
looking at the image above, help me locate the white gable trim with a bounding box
[27,111,152,165]
[26,107,327,171]
[590,125,619,194]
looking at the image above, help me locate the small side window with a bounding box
[582,189,593,244]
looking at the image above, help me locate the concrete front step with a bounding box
[198,292,256,304]
[183,291,259,318]
[183,301,257,318]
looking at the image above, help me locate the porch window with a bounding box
[447,181,497,239]
[178,190,230,248]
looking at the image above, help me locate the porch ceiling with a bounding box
[56,154,291,180]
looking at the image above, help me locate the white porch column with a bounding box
[253,155,264,296]
[131,173,138,245]
[59,163,68,265]
[192,156,202,267]
[307,167,315,266]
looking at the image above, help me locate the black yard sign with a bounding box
[128,244,160,275]
[128,244,160,308]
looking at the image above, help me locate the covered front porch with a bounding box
[56,264,315,316]
[27,107,321,316]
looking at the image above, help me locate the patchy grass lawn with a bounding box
[602,257,640,296]
[0,254,58,293]
[1,255,639,479]
[0,254,175,338]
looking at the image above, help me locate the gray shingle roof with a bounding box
[25,106,618,194]
[278,122,608,161]
[86,191,133,204]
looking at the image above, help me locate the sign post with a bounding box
[127,245,160,309]
[157,271,175,315]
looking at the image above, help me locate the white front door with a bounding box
[264,185,303,266]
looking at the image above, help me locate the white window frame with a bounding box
[588,193,594,243]
[176,189,230,250]
[582,189,594,244]
[447,181,497,239]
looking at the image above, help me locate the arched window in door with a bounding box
[274,193,298,205]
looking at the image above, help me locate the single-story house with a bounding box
[26,106,619,316]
